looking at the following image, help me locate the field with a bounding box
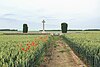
[0,31,100,67]
[62,32,100,67]
[0,34,52,67]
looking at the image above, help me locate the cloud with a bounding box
[0,0,99,30]
[2,13,16,16]
[0,17,20,22]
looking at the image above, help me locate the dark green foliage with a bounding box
[23,24,28,33]
[61,23,68,33]
[84,29,100,31]
[0,29,18,31]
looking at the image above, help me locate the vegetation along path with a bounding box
[40,36,87,67]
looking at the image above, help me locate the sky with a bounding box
[0,0,99,31]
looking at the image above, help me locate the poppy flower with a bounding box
[26,47,30,50]
[31,42,35,46]
[26,44,29,46]
[22,48,25,50]
[28,45,30,48]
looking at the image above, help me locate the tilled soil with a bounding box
[40,38,87,67]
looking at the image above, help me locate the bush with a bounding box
[23,24,28,33]
[61,23,68,33]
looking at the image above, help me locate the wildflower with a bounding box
[31,42,35,46]
[26,47,30,50]
[26,44,29,46]
[28,45,30,48]
[22,48,24,50]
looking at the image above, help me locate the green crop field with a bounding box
[0,31,100,67]
[0,35,51,67]
[62,32,100,67]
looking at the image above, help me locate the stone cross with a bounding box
[42,20,45,33]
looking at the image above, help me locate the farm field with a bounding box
[0,34,51,67]
[62,32,100,67]
[0,31,100,67]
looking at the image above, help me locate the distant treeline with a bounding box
[68,29,83,31]
[84,29,100,31]
[68,29,100,31]
[0,29,100,31]
[40,29,100,31]
[0,29,18,31]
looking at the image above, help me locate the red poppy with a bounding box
[28,45,30,48]
[26,44,29,46]
[31,42,35,46]
[26,47,30,50]
[22,48,24,50]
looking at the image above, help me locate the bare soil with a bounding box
[40,38,87,67]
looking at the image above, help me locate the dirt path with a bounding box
[40,37,87,67]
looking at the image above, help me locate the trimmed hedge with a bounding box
[61,23,68,33]
[23,24,28,33]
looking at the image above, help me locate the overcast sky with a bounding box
[0,0,99,31]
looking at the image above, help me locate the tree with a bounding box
[23,24,28,33]
[61,23,68,33]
